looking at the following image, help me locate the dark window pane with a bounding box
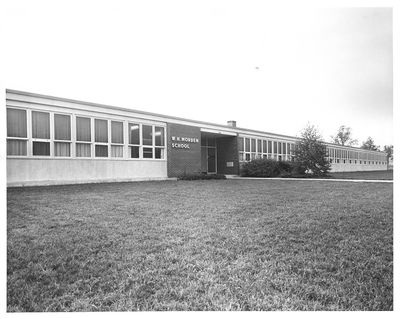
[32,111,50,139]
[129,123,140,145]
[245,138,250,152]
[273,142,277,154]
[33,141,50,156]
[95,145,108,157]
[130,146,139,158]
[7,108,27,138]
[257,140,261,153]
[95,119,108,143]
[268,141,272,153]
[54,114,71,140]
[111,121,123,144]
[142,125,152,145]
[238,138,244,152]
[262,140,267,153]
[278,142,282,154]
[282,143,286,154]
[155,127,165,146]
[155,147,164,159]
[251,139,256,152]
[76,117,91,141]
[143,147,153,158]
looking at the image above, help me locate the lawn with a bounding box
[327,170,393,180]
[7,179,393,311]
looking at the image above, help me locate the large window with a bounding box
[32,111,50,156]
[111,121,123,158]
[154,126,165,159]
[54,114,71,157]
[7,108,27,156]
[95,119,108,157]
[129,123,140,158]
[76,117,91,157]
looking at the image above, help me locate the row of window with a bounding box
[238,137,295,162]
[329,158,386,165]
[6,107,166,159]
[326,147,386,162]
[238,137,386,165]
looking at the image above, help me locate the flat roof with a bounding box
[5,89,385,154]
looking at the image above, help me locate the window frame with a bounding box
[53,112,72,158]
[6,107,28,156]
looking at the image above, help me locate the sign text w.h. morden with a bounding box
[171,136,199,149]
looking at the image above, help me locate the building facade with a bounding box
[6,90,388,186]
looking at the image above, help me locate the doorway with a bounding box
[201,135,217,174]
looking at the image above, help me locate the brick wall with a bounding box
[167,123,202,177]
[216,136,240,175]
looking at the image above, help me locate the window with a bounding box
[33,142,50,156]
[273,141,277,154]
[262,140,267,155]
[143,147,153,158]
[95,119,108,157]
[7,108,27,156]
[154,126,165,159]
[32,111,50,139]
[76,117,91,157]
[95,145,108,157]
[268,141,272,154]
[111,121,124,158]
[54,114,71,157]
[32,111,50,156]
[282,143,286,155]
[142,125,152,146]
[95,119,108,143]
[278,142,282,154]
[77,117,91,141]
[245,138,250,152]
[129,123,140,158]
[251,139,256,153]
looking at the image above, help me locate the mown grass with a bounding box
[327,170,393,180]
[7,180,393,311]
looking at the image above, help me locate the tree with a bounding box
[331,125,358,146]
[361,137,380,151]
[294,124,331,176]
[384,145,393,170]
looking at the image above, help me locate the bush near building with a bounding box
[240,158,306,178]
[178,173,227,180]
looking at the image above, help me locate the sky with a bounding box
[2,0,394,148]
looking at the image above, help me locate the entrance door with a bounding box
[207,147,216,173]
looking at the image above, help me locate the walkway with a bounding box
[226,176,393,183]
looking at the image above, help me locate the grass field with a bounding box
[327,170,393,180]
[7,179,393,311]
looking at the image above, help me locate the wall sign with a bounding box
[171,136,199,149]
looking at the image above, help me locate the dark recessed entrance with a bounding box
[200,131,238,175]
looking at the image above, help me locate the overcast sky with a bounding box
[3,0,393,147]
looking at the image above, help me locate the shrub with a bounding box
[240,159,280,177]
[240,159,308,178]
[178,173,226,180]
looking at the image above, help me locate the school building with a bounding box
[6,89,388,186]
